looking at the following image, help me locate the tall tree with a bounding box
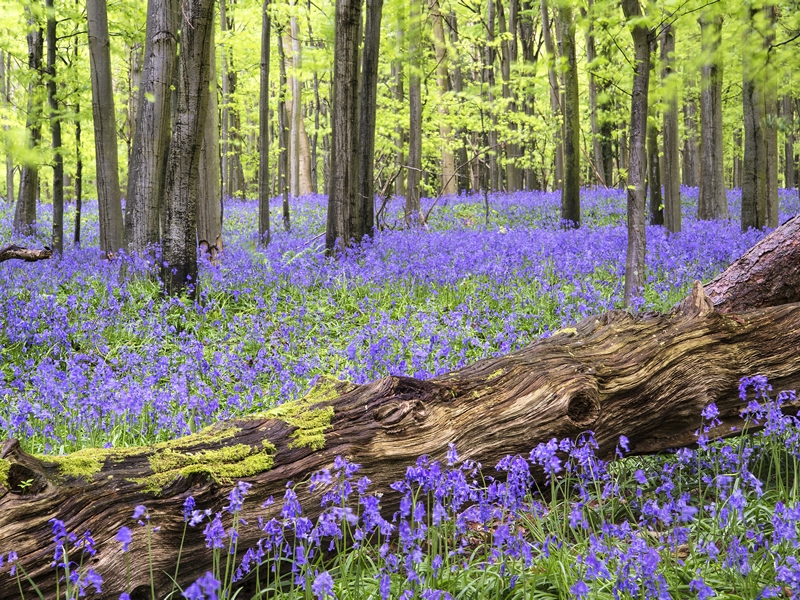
[258,0,271,246]
[406,0,423,223]
[325,0,363,251]
[356,0,384,239]
[87,0,124,253]
[620,0,650,306]
[429,0,456,197]
[697,12,727,220]
[14,11,43,235]
[661,24,681,233]
[125,0,178,254]
[289,0,301,198]
[197,25,222,247]
[46,0,64,254]
[763,4,778,229]
[742,5,768,231]
[784,95,795,190]
[540,0,562,190]
[0,51,13,205]
[558,1,579,226]
[161,0,215,296]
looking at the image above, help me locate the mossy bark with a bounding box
[2,218,800,598]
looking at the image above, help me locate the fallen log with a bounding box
[2,219,800,598]
[0,244,53,263]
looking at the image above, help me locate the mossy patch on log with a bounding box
[134,440,277,494]
[0,458,9,487]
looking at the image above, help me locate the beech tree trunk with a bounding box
[46,0,64,255]
[197,25,222,248]
[14,12,43,235]
[3,216,800,599]
[125,0,177,254]
[698,12,726,220]
[87,0,124,253]
[661,24,680,233]
[742,8,767,232]
[541,0,562,190]
[406,0,423,223]
[621,0,649,305]
[559,3,579,226]
[258,0,271,246]
[784,95,795,190]
[429,0,457,198]
[1,51,13,205]
[682,92,699,187]
[160,0,215,297]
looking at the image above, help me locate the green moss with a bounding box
[257,375,348,451]
[0,458,9,487]
[133,440,277,494]
[38,448,107,480]
[487,369,505,381]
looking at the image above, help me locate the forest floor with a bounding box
[1,188,800,598]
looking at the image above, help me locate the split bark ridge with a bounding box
[2,217,800,598]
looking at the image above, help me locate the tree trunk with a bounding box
[0,51,13,205]
[429,0,457,197]
[742,7,767,232]
[585,0,604,187]
[127,43,144,166]
[697,12,726,220]
[197,25,222,248]
[258,0,271,246]
[497,0,518,192]
[784,95,795,190]
[74,101,82,247]
[733,129,743,189]
[682,89,699,187]
[448,10,470,193]
[484,0,498,191]
[763,5,778,229]
[406,0,422,223]
[277,29,290,230]
[4,217,800,599]
[558,3,579,226]
[289,2,301,199]
[661,24,680,233]
[647,106,663,226]
[392,14,405,199]
[161,0,215,297]
[125,0,177,254]
[87,0,124,253]
[621,0,649,306]
[46,0,64,255]
[14,12,43,235]
[356,0,384,239]
[541,0,561,190]
[325,0,362,252]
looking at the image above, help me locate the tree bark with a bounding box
[621,0,649,306]
[429,0,457,198]
[4,217,800,599]
[448,10,470,193]
[87,0,124,253]
[258,0,271,246]
[1,51,12,204]
[325,0,363,251]
[356,0,384,239]
[682,86,699,187]
[289,1,301,199]
[742,7,767,232]
[647,106,663,226]
[406,0,423,223]
[559,3,579,225]
[14,12,43,235]
[540,0,562,190]
[585,0,604,187]
[160,0,215,297]
[784,95,795,190]
[763,5,778,229]
[125,0,177,254]
[46,0,64,255]
[197,25,222,248]
[497,0,518,192]
[697,12,726,220]
[277,29,291,230]
[661,24,680,233]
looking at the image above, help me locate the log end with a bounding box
[675,281,715,318]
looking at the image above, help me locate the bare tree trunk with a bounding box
[125,0,177,254]
[764,5,778,229]
[46,0,64,255]
[621,0,649,306]
[484,0,498,191]
[356,0,384,238]
[307,4,321,194]
[258,0,271,246]
[682,89,699,187]
[647,106,663,226]
[74,101,82,246]
[0,52,13,204]
[406,0,422,223]
[290,0,301,199]
[541,0,562,190]
[742,7,767,232]
[448,10,470,193]
[784,95,795,190]
[127,42,143,165]
[219,0,229,199]
[585,1,603,186]
[733,129,743,189]
[392,15,405,198]
[559,3,579,226]
[5,219,800,599]
[277,29,290,229]
[14,13,43,235]
[429,0,457,197]
[197,25,222,247]
[661,25,680,233]
[161,0,215,297]
[497,0,517,191]
[698,12,726,220]
[87,0,124,253]
[325,0,363,251]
